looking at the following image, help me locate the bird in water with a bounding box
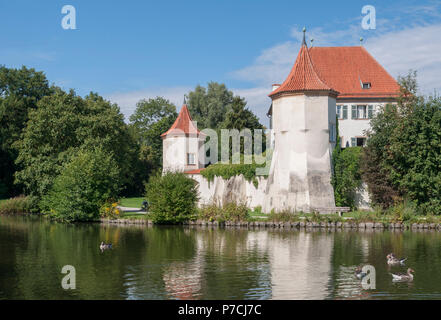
[391,268,415,282]
[100,242,112,251]
[354,265,367,279]
[387,253,407,265]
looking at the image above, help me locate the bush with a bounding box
[41,148,121,222]
[198,201,249,222]
[146,172,198,224]
[100,201,122,219]
[332,147,363,208]
[0,196,39,215]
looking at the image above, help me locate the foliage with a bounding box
[362,71,441,214]
[332,147,363,208]
[41,148,122,222]
[0,195,39,215]
[129,97,177,171]
[198,201,250,222]
[187,82,234,129]
[145,172,198,224]
[0,66,52,197]
[100,201,121,219]
[14,89,137,198]
[201,160,267,188]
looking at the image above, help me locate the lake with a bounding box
[1,215,441,300]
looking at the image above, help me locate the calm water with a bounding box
[1,216,441,300]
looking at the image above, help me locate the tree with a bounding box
[41,147,121,222]
[187,82,234,129]
[129,97,177,172]
[0,66,52,197]
[14,88,137,198]
[222,96,263,131]
[145,172,199,224]
[362,70,441,214]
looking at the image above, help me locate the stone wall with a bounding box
[188,174,268,209]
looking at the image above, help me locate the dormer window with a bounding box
[362,82,371,89]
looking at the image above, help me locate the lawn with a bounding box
[119,197,145,208]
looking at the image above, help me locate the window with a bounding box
[187,153,195,165]
[336,105,341,119]
[352,105,368,119]
[342,105,348,119]
[362,82,371,89]
[351,137,366,147]
[368,105,374,119]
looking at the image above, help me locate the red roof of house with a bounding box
[161,104,202,138]
[308,46,400,98]
[269,40,338,98]
[270,44,400,99]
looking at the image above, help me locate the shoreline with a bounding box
[99,218,441,231]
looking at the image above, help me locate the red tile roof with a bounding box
[161,104,202,138]
[308,46,400,98]
[184,168,204,175]
[269,41,338,98]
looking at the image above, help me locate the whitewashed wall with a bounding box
[188,174,268,209]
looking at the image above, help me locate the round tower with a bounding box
[263,29,339,213]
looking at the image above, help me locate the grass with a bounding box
[120,211,149,219]
[119,197,145,208]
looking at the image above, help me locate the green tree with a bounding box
[14,88,137,198]
[222,96,263,131]
[187,82,234,129]
[0,66,52,197]
[41,147,121,222]
[145,172,198,224]
[129,97,177,172]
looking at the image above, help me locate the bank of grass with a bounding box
[0,196,39,215]
[119,197,145,208]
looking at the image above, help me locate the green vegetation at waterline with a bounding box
[198,201,250,222]
[0,196,39,215]
[40,148,122,222]
[119,197,146,208]
[361,71,441,215]
[145,172,199,224]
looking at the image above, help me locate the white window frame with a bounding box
[187,153,196,165]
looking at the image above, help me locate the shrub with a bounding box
[332,147,363,208]
[146,172,198,224]
[268,209,297,222]
[198,201,249,222]
[0,195,39,215]
[41,147,121,222]
[100,201,122,219]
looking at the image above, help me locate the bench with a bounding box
[311,207,351,216]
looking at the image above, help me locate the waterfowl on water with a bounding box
[354,266,367,279]
[391,268,415,282]
[100,242,112,250]
[387,253,407,265]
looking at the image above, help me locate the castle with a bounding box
[161,32,400,213]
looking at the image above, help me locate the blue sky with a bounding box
[1,0,440,125]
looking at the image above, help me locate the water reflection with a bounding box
[1,216,441,300]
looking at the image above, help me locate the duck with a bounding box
[391,268,415,282]
[387,253,407,265]
[354,265,367,279]
[100,242,112,250]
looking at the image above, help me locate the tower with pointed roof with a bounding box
[161,102,205,173]
[263,29,338,213]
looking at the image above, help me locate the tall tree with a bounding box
[187,82,234,129]
[0,66,52,197]
[129,97,177,171]
[14,88,138,198]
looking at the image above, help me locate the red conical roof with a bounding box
[161,104,201,138]
[269,41,338,98]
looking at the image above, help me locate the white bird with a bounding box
[355,266,367,279]
[387,253,407,265]
[391,268,415,282]
[100,241,112,251]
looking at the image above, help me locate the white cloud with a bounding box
[365,24,441,95]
